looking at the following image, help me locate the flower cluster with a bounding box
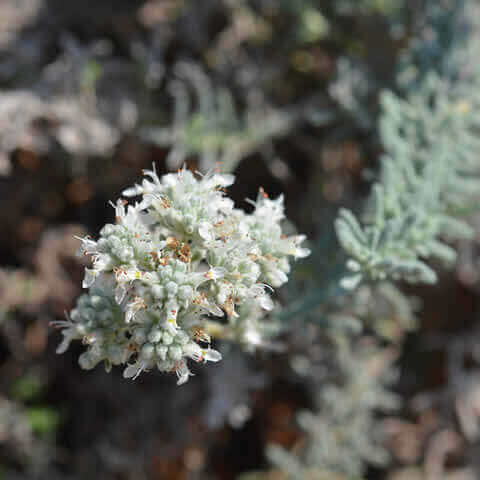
[54,166,309,384]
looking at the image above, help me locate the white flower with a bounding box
[205,267,226,281]
[76,237,97,256]
[198,222,215,242]
[55,165,309,385]
[123,360,148,380]
[175,361,193,385]
[82,268,99,288]
[51,318,84,354]
[125,296,147,323]
[258,293,274,311]
[184,343,222,363]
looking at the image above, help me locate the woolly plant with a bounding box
[53,166,309,384]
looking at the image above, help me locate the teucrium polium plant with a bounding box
[53,166,310,384]
[335,3,480,290]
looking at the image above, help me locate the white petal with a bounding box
[123,362,143,379]
[56,334,71,354]
[122,184,143,197]
[259,294,274,311]
[184,343,203,362]
[176,362,192,385]
[207,267,226,280]
[81,238,98,254]
[204,348,222,362]
[213,173,235,187]
[203,301,224,317]
[82,269,97,288]
[125,307,135,323]
[94,254,110,270]
[115,285,127,304]
[269,269,288,287]
[198,222,214,241]
[164,318,178,334]
[294,246,311,259]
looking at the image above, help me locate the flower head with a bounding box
[55,166,309,384]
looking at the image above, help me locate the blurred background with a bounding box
[1,0,480,479]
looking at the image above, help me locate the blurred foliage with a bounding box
[337,0,480,289]
[10,374,45,403]
[25,407,60,437]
